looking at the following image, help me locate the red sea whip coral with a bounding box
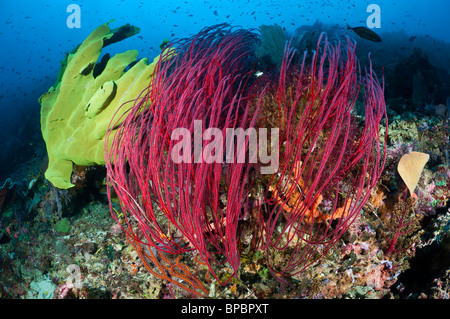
[259,34,387,280]
[106,25,261,284]
[105,25,387,286]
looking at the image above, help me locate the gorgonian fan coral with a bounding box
[105,24,387,288]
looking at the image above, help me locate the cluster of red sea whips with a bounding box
[105,24,387,287]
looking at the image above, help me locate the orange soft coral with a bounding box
[269,161,351,223]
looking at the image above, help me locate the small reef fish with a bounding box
[347,24,382,42]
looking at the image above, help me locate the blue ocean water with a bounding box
[0,0,448,180]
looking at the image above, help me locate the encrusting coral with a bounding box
[39,21,164,189]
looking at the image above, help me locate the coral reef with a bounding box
[1,22,449,301]
[105,24,386,293]
[0,121,448,299]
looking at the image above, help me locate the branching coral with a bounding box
[106,24,260,284]
[105,25,387,288]
[257,34,387,279]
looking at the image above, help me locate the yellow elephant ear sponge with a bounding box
[397,151,430,197]
[39,22,164,189]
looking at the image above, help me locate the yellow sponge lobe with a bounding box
[39,22,163,189]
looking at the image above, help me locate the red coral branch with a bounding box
[260,34,387,278]
[105,26,387,288]
[105,24,260,284]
